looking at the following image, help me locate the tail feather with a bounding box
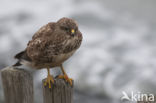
[14,51,25,59]
[13,50,31,67]
[13,61,22,66]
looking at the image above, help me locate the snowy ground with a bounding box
[0,0,156,103]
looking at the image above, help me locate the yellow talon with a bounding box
[58,75,73,86]
[58,64,73,86]
[44,68,54,88]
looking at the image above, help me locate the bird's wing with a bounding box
[32,22,55,39]
[26,30,67,63]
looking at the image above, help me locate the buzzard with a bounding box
[13,17,83,88]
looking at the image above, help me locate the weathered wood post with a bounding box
[1,67,34,103]
[42,78,74,103]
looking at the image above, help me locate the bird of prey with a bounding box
[13,17,83,88]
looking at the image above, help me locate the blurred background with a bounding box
[0,0,156,103]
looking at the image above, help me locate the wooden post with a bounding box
[42,78,73,103]
[1,67,34,103]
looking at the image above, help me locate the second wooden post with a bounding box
[42,78,74,103]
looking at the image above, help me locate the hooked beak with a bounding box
[71,29,75,36]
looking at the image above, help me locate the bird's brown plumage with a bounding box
[14,17,82,69]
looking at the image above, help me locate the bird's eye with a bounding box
[64,27,69,31]
[61,26,69,31]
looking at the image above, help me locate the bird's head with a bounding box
[56,17,79,37]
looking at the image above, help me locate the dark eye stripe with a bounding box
[61,26,70,31]
[64,27,69,31]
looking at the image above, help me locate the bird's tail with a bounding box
[13,61,22,66]
[13,50,26,67]
[14,51,25,59]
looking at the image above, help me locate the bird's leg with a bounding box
[58,64,73,86]
[44,67,54,88]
